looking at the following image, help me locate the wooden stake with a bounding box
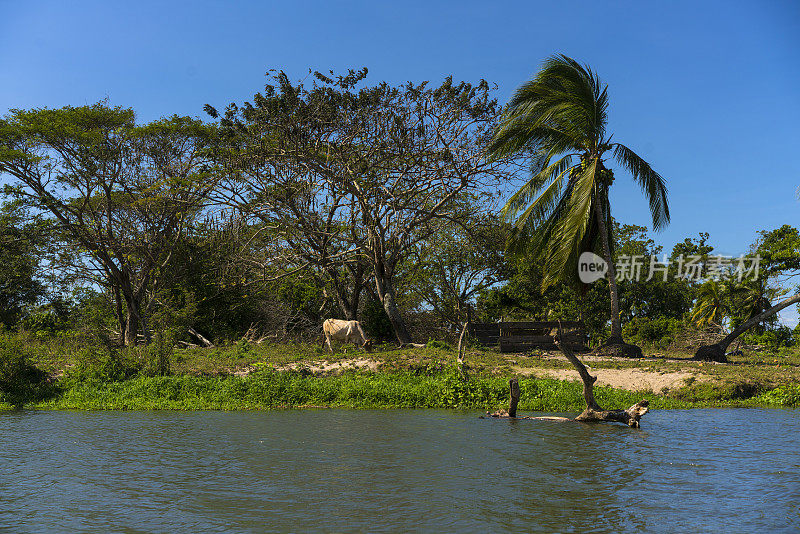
[508,378,520,417]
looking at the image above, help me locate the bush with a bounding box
[759,384,800,406]
[742,325,795,350]
[69,346,138,382]
[361,299,393,341]
[622,316,683,348]
[0,333,50,405]
[426,339,452,350]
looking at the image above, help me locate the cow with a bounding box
[322,319,373,353]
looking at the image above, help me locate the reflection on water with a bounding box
[1,409,799,533]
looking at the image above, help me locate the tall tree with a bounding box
[407,211,507,328]
[487,55,670,353]
[210,69,512,344]
[0,104,217,345]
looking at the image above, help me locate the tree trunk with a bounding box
[122,289,144,347]
[125,308,139,346]
[694,293,800,362]
[380,285,413,345]
[507,378,520,418]
[593,200,623,343]
[188,327,214,348]
[557,340,649,427]
[487,333,650,428]
[113,284,126,345]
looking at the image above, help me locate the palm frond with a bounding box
[612,143,670,230]
[488,55,607,160]
[540,159,597,289]
[501,154,573,221]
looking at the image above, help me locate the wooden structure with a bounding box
[467,321,588,353]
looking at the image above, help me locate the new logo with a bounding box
[578,252,608,284]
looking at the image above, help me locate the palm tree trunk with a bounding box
[695,293,800,361]
[593,200,623,343]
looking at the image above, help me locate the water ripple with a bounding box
[0,408,799,533]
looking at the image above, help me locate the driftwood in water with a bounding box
[487,333,650,428]
[486,378,521,418]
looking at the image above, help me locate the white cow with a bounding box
[322,319,373,353]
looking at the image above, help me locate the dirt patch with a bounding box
[271,358,380,375]
[515,365,697,393]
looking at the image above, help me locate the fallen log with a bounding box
[486,329,650,428]
[188,327,214,348]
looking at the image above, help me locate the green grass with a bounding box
[2,331,800,411]
[17,370,796,411]
[30,371,689,411]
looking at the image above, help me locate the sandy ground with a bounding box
[236,358,381,376]
[515,365,695,393]
[232,352,698,393]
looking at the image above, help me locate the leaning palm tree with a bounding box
[695,292,800,362]
[488,55,669,351]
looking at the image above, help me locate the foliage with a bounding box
[0,201,46,327]
[210,69,511,343]
[741,325,795,350]
[758,384,800,407]
[407,212,508,327]
[756,225,800,277]
[67,346,139,383]
[488,55,669,289]
[614,223,693,322]
[622,316,684,348]
[361,298,394,341]
[0,332,52,405]
[487,55,669,344]
[0,105,218,345]
[38,370,681,411]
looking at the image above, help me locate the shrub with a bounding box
[69,346,138,382]
[742,325,795,350]
[758,384,800,407]
[0,333,49,405]
[623,316,683,348]
[361,299,393,341]
[426,339,451,350]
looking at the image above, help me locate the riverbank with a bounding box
[13,372,799,412]
[2,335,800,410]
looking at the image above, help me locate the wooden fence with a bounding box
[467,321,589,353]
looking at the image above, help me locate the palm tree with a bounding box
[695,292,800,362]
[488,55,670,348]
[691,280,729,330]
[731,277,785,333]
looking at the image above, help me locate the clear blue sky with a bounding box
[1,0,798,254]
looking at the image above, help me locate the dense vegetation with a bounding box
[0,60,798,410]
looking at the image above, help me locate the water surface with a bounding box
[1,409,798,533]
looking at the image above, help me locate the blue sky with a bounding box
[2,1,799,318]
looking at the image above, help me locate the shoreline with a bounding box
[3,338,799,412]
[3,370,798,412]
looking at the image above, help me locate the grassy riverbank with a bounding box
[2,333,800,411]
[18,372,800,412]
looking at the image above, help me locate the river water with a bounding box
[1,409,798,533]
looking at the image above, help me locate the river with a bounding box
[1,409,798,533]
